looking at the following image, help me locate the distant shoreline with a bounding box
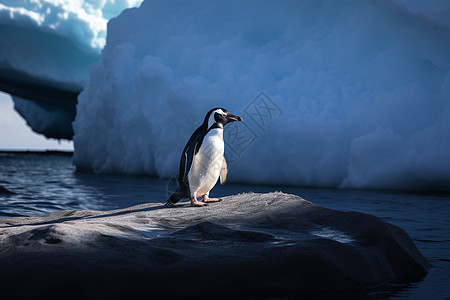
[0,150,73,156]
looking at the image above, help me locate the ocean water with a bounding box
[0,151,449,299]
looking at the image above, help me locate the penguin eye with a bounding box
[222,113,227,118]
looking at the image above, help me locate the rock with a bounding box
[0,192,429,298]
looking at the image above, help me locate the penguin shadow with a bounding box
[1,204,174,229]
[1,192,217,229]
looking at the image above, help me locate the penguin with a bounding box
[165,108,243,207]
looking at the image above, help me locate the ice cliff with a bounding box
[72,0,450,191]
[0,0,143,138]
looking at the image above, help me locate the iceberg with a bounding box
[0,0,143,138]
[73,0,450,191]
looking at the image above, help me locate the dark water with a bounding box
[0,152,449,299]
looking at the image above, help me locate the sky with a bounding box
[0,91,74,151]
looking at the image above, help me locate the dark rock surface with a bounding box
[0,192,430,299]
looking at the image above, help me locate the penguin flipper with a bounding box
[219,156,228,185]
[180,143,196,184]
[179,129,205,184]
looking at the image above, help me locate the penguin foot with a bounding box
[191,198,209,207]
[202,196,222,203]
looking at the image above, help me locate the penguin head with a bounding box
[205,107,243,129]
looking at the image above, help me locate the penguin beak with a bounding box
[227,114,243,122]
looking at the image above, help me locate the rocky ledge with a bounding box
[0,192,429,299]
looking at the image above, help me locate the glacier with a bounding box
[0,0,143,138]
[75,0,448,191]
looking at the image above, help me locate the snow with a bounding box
[68,0,449,191]
[0,0,142,89]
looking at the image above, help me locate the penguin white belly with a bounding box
[188,128,224,197]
